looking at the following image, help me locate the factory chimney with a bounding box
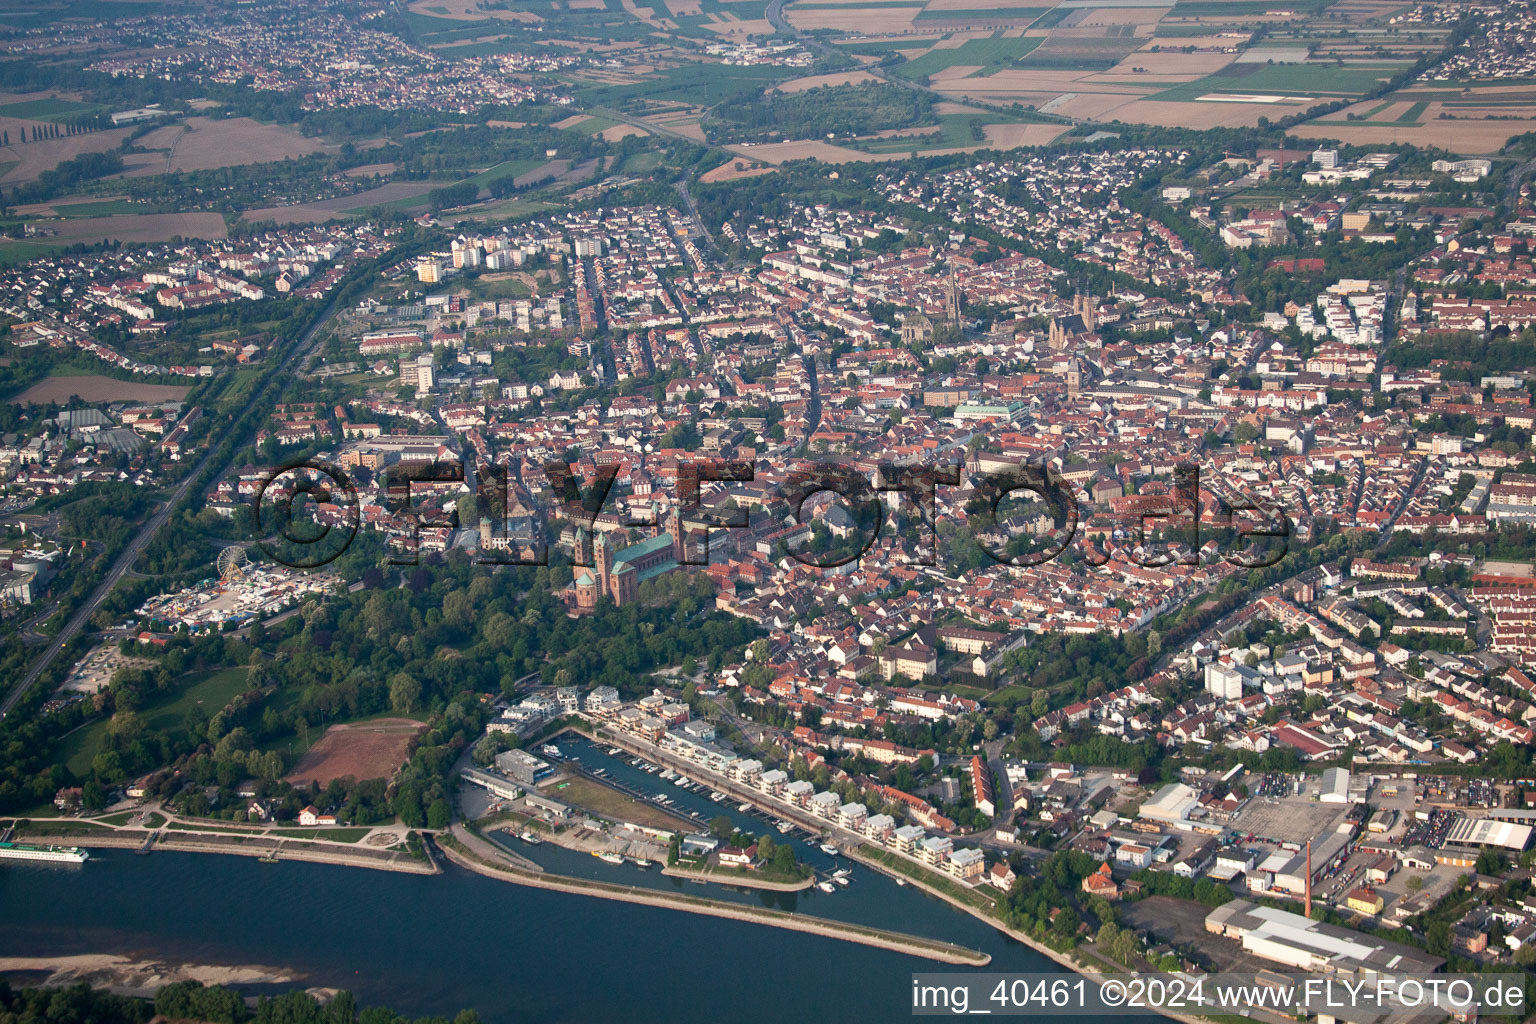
[1305,840,1313,918]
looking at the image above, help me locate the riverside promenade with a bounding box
[442,823,991,966]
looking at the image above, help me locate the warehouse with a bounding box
[1443,816,1532,854]
[1206,900,1443,975]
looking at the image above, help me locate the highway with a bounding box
[0,293,345,718]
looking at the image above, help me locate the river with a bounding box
[0,738,1110,1024]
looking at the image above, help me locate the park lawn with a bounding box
[267,826,372,842]
[58,667,250,777]
[142,667,251,739]
[166,821,261,834]
[985,683,1035,705]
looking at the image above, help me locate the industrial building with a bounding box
[1139,782,1200,824]
[1443,816,1532,855]
[1206,900,1443,975]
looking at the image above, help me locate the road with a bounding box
[0,293,346,718]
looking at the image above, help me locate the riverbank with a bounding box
[441,824,991,966]
[21,829,439,876]
[0,953,299,999]
[659,862,814,891]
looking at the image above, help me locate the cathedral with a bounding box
[572,511,700,613]
[1047,292,1097,352]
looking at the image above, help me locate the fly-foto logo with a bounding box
[245,456,1292,572]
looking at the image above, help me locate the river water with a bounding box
[0,737,1105,1024]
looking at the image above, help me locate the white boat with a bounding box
[737,802,753,813]
[672,776,688,787]
[635,859,652,869]
[542,744,562,758]
[519,831,543,845]
[834,875,850,886]
[817,881,836,893]
[710,791,726,802]
[0,842,88,864]
[819,843,839,855]
[895,878,907,887]
[660,769,676,780]
[597,851,624,865]
[776,821,793,833]
[607,747,622,755]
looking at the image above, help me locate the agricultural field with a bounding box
[126,117,333,176]
[15,374,191,405]
[284,718,427,787]
[17,211,229,247]
[1293,82,1536,154]
[775,0,1499,141]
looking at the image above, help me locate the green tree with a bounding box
[389,672,421,714]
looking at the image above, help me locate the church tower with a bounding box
[944,265,962,327]
[668,508,684,561]
[593,529,613,598]
[1067,357,1082,400]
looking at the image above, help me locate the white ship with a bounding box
[0,842,88,864]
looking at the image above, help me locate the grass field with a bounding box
[49,198,156,218]
[1150,61,1401,103]
[464,157,547,188]
[57,667,250,777]
[0,97,103,122]
[552,774,694,831]
[0,239,64,266]
[267,826,373,842]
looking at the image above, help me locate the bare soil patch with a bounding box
[285,718,426,787]
[16,375,190,405]
[701,158,777,183]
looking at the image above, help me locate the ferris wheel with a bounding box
[217,546,251,584]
